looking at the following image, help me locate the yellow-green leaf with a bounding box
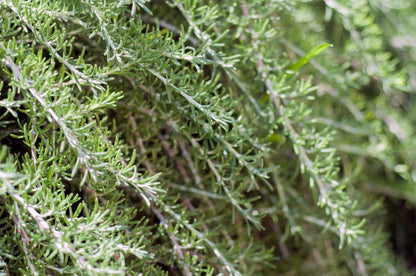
[286,43,332,75]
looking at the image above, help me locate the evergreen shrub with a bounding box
[1,0,416,275]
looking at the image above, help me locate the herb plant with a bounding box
[1,0,415,275]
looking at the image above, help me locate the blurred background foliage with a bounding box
[277,0,416,272]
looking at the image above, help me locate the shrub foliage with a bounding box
[1,0,415,275]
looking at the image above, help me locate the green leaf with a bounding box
[286,43,332,75]
[266,133,281,143]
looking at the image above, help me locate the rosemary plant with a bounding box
[0,0,415,275]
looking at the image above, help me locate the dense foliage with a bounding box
[1,0,416,275]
